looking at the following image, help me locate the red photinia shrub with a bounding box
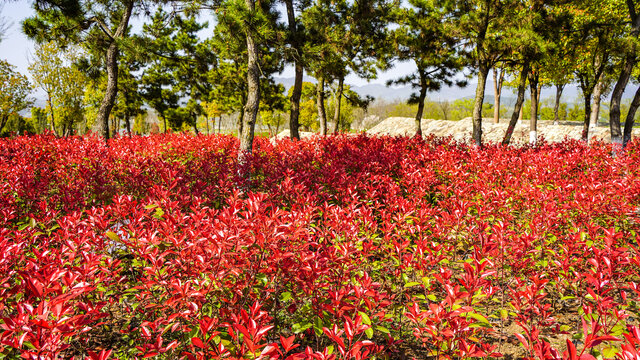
[1,133,640,359]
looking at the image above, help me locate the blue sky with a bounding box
[0,2,416,87]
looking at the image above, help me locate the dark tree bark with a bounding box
[125,114,131,137]
[581,89,593,142]
[590,79,604,129]
[162,114,167,133]
[238,107,245,138]
[493,67,504,124]
[285,0,302,140]
[46,94,57,135]
[553,84,565,125]
[238,0,261,179]
[317,77,327,135]
[472,64,489,147]
[95,0,134,141]
[610,0,640,145]
[624,85,640,147]
[332,76,344,134]
[610,57,635,144]
[529,71,540,144]
[414,72,427,137]
[0,115,7,134]
[503,61,530,145]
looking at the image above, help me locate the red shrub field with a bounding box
[3,134,640,360]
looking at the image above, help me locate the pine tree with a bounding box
[388,0,465,137]
[24,0,137,140]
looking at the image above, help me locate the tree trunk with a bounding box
[553,84,564,125]
[238,0,261,179]
[162,114,167,133]
[218,115,222,133]
[96,43,118,140]
[415,83,427,138]
[286,0,302,140]
[472,64,489,147]
[610,0,640,146]
[0,115,7,134]
[590,80,604,129]
[95,1,133,142]
[206,117,210,135]
[518,103,524,123]
[581,90,593,142]
[333,76,344,133]
[192,112,199,135]
[493,67,504,123]
[317,77,327,135]
[623,85,640,147]
[47,94,57,135]
[125,115,131,137]
[503,61,530,145]
[238,108,245,137]
[529,72,539,144]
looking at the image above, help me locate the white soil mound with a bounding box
[366,117,640,143]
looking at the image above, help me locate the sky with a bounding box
[0,2,417,88]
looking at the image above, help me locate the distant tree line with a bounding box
[1,0,640,154]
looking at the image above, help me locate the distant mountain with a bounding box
[273,76,639,104]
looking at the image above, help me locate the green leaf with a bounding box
[106,231,120,242]
[358,312,371,325]
[404,282,421,288]
[313,317,323,336]
[326,345,334,355]
[602,346,618,358]
[292,322,313,334]
[465,312,490,324]
[365,327,374,339]
[376,325,390,334]
[280,292,292,302]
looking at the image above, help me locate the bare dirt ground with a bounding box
[275,117,640,144]
[366,117,640,144]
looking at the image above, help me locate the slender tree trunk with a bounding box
[192,112,199,135]
[238,108,245,137]
[238,0,261,179]
[285,0,302,140]
[529,72,539,144]
[96,43,117,140]
[610,2,640,146]
[47,94,56,135]
[95,1,134,142]
[218,115,222,133]
[518,103,524,123]
[582,90,593,142]
[590,80,604,129]
[317,77,327,135]
[472,64,489,147]
[624,85,640,147]
[162,114,167,133]
[125,115,131,137]
[333,76,344,133]
[206,117,210,135]
[0,115,7,134]
[553,84,564,125]
[493,67,504,123]
[415,84,427,138]
[503,61,530,145]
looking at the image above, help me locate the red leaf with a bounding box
[192,337,205,349]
